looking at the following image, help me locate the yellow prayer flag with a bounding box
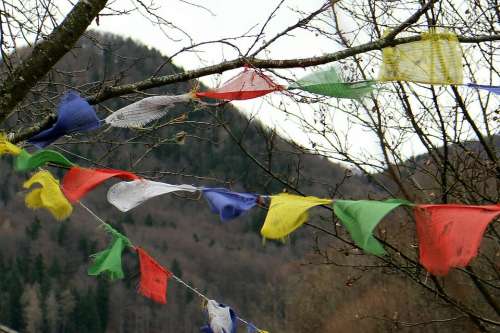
[0,133,21,156]
[379,30,463,85]
[261,193,332,239]
[23,170,73,220]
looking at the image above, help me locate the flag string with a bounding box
[78,200,265,332]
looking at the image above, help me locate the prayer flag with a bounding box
[414,204,500,276]
[379,30,463,85]
[62,167,140,203]
[137,247,173,304]
[28,91,100,148]
[23,170,73,220]
[15,149,74,172]
[202,188,258,221]
[261,193,332,239]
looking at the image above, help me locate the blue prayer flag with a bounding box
[202,188,258,222]
[28,91,100,148]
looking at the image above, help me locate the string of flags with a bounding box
[1,134,499,277]
[78,201,267,333]
[0,29,498,331]
[13,30,496,146]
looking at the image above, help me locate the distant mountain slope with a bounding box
[0,32,376,332]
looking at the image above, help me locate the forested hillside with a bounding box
[0,32,496,333]
[0,32,376,332]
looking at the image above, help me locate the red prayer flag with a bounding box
[415,204,500,276]
[62,167,140,203]
[195,67,283,101]
[137,247,172,304]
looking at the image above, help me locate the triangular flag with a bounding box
[465,83,500,95]
[107,180,197,212]
[196,67,282,101]
[137,247,173,304]
[0,133,21,156]
[290,67,376,99]
[28,91,100,148]
[201,300,237,333]
[88,237,127,280]
[23,170,73,220]
[261,193,332,239]
[379,30,463,85]
[105,93,193,128]
[15,149,74,172]
[415,204,500,276]
[333,199,412,255]
[62,167,140,203]
[88,225,131,280]
[202,188,258,221]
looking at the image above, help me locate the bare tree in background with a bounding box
[0,0,499,332]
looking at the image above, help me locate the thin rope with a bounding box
[78,200,263,331]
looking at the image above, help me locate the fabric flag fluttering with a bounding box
[379,30,463,85]
[28,91,100,148]
[201,300,237,333]
[88,224,132,280]
[107,180,197,212]
[0,134,21,156]
[196,67,282,101]
[465,83,500,95]
[105,93,194,128]
[137,247,173,304]
[333,199,412,255]
[202,188,258,221]
[414,204,500,276]
[261,193,332,239]
[15,149,74,172]
[289,67,376,99]
[23,170,73,220]
[62,167,140,203]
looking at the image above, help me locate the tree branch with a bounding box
[0,0,108,124]
[86,33,500,104]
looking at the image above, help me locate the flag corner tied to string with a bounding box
[333,199,412,255]
[202,188,258,221]
[28,91,100,148]
[23,170,73,220]
[414,204,500,276]
[62,167,140,203]
[105,93,194,128]
[137,247,173,304]
[379,29,463,85]
[88,224,132,280]
[261,193,332,240]
[14,149,74,172]
[201,299,237,333]
[0,133,21,156]
[196,67,283,101]
[290,67,376,99]
[107,179,197,212]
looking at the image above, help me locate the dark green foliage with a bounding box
[25,217,42,240]
[145,213,154,227]
[171,259,182,279]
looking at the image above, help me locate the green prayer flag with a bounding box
[15,149,74,172]
[88,224,132,280]
[333,199,412,255]
[290,67,376,99]
[88,237,127,280]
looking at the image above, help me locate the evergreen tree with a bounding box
[145,213,154,227]
[171,259,182,279]
[96,277,110,331]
